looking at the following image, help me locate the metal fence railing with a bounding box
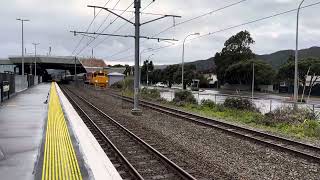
[159,90,320,116]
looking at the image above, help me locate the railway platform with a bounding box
[0,83,122,180]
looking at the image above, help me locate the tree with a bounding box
[224,59,275,85]
[214,30,255,84]
[123,64,132,76]
[278,58,320,98]
[149,69,163,84]
[141,60,154,84]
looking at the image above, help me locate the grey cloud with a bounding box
[1,0,320,66]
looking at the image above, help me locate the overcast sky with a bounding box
[1,0,320,65]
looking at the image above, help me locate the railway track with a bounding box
[61,86,196,180]
[111,93,320,164]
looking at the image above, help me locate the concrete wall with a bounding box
[15,75,28,92]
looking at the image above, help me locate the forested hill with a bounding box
[154,57,215,73]
[256,46,320,69]
[154,46,320,71]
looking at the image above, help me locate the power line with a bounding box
[92,0,156,49]
[94,0,122,34]
[194,1,320,40]
[75,1,134,56]
[71,0,112,55]
[76,0,156,56]
[109,1,320,61]
[107,0,247,58]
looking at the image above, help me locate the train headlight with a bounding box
[95,80,98,83]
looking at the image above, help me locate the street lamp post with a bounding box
[182,33,200,90]
[139,48,153,89]
[32,43,39,76]
[252,62,255,100]
[146,54,154,87]
[17,18,30,76]
[294,0,305,108]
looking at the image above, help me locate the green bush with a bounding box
[262,106,316,126]
[201,99,216,108]
[140,88,161,100]
[223,97,257,111]
[110,81,123,89]
[122,78,134,91]
[173,90,197,105]
[302,120,320,138]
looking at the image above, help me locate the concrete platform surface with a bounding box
[0,83,50,180]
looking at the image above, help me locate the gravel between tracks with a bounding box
[67,84,320,180]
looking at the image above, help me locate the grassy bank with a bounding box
[182,103,320,139]
[114,85,320,140]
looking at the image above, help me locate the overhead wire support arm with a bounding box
[70,31,133,38]
[87,5,134,25]
[140,15,181,26]
[70,30,178,41]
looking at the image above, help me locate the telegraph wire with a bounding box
[107,0,247,58]
[77,0,156,55]
[109,1,320,61]
[71,0,113,55]
[93,0,122,34]
[75,1,134,56]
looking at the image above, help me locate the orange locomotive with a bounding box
[88,70,108,87]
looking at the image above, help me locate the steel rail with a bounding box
[61,87,144,180]
[62,86,197,180]
[113,93,320,163]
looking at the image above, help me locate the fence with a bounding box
[160,90,320,115]
[0,73,15,102]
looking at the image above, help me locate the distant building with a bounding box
[108,72,125,86]
[204,74,217,88]
[0,58,16,73]
[305,75,320,86]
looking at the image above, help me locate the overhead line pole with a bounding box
[74,1,180,115]
[32,43,39,76]
[133,0,141,115]
[17,18,30,76]
[294,0,305,108]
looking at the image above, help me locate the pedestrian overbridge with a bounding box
[5,56,106,81]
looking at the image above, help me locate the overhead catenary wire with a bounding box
[194,1,320,40]
[109,1,320,62]
[107,0,247,58]
[93,0,122,34]
[75,0,155,56]
[91,0,156,49]
[71,0,113,55]
[75,1,134,56]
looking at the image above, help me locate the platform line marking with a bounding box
[41,83,82,180]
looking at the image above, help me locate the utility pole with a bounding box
[146,54,154,87]
[294,0,305,108]
[74,2,181,115]
[74,56,77,84]
[32,43,39,76]
[139,48,153,89]
[132,0,141,114]
[182,33,200,90]
[17,18,30,76]
[252,62,255,100]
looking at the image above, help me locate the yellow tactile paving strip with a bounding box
[42,83,82,180]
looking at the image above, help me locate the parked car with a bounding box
[155,82,167,88]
